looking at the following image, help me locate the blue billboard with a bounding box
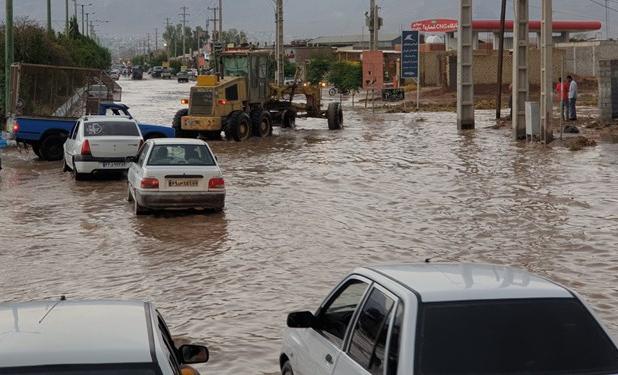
[401,31,419,79]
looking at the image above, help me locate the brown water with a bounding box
[1,78,618,374]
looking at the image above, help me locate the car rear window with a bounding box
[148,144,216,166]
[416,298,618,375]
[84,121,140,137]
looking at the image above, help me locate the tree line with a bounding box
[1,17,112,117]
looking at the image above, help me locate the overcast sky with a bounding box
[0,0,612,41]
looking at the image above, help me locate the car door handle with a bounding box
[325,354,333,364]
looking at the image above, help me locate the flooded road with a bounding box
[2,78,618,374]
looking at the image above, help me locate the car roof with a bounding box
[0,300,154,367]
[82,115,136,123]
[147,138,207,145]
[362,263,572,302]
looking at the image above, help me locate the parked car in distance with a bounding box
[0,298,210,374]
[132,65,144,80]
[161,68,172,79]
[189,68,198,81]
[177,70,190,83]
[151,66,164,78]
[109,69,120,80]
[281,263,618,375]
[63,116,143,180]
[127,138,225,215]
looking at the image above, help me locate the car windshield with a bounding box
[416,298,618,375]
[84,121,139,137]
[147,144,216,166]
[222,56,249,76]
[0,364,158,374]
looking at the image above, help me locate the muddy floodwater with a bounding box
[2,78,618,374]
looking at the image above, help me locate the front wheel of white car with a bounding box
[281,361,294,375]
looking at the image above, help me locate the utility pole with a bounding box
[65,0,69,34]
[155,28,158,51]
[73,0,77,19]
[540,0,553,143]
[218,0,223,40]
[85,12,92,38]
[496,0,507,119]
[275,0,284,85]
[369,0,375,50]
[81,4,85,33]
[209,7,218,42]
[606,0,610,40]
[179,6,189,58]
[47,0,52,34]
[165,17,171,57]
[147,33,151,53]
[4,0,13,122]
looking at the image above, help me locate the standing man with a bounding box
[567,75,578,121]
[555,77,569,121]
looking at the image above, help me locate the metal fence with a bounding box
[9,63,121,118]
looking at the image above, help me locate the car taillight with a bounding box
[208,177,225,190]
[81,139,91,156]
[12,120,19,133]
[140,177,159,189]
[217,99,228,105]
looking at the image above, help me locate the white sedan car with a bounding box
[281,263,618,375]
[0,298,210,374]
[63,116,143,180]
[127,138,225,215]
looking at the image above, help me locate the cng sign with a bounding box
[411,19,458,33]
[401,31,419,79]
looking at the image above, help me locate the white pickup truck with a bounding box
[281,263,618,375]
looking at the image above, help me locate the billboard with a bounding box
[401,31,419,79]
[411,19,458,33]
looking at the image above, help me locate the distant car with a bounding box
[63,116,143,180]
[189,68,198,81]
[0,299,210,374]
[177,70,190,83]
[151,66,164,78]
[161,68,172,79]
[127,138,225,215]
[281,263,618,375]
[109,69,120,80]
[132,66,144,80]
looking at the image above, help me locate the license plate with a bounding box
[168,179,199,187]
[101,162,126,168]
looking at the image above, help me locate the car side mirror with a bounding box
[126,156,138,163]
[179,344,209,364]
[287,311,315,328]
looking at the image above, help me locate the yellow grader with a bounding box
[173,50,343,141]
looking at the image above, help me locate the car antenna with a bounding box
[38,295,66,324]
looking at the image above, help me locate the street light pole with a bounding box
[81,4,85,33]
[65,0,69,34]
[47,0,52,34]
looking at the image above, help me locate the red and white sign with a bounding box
[411,19,458,33]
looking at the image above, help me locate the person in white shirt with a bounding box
[567,75,578,121]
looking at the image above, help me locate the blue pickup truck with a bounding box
[11,102,175,161]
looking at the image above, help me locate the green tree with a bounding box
[327,61,362,93]
[219,29,247,45]
[306,56,333,84]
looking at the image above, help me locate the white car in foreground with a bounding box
[281,263,618,375]
[0,299,210,374]
[63,116,143,180]
[127,138,225,215]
